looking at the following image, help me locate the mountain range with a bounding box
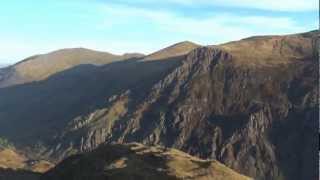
[0,30,318,180]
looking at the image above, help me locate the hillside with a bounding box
[0,30,318,180]
[42,143,251,180]
[219,30,318,66]
[0,48,144,87]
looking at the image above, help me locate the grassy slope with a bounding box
[42,143,252,180]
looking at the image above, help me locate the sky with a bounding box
[0,0,318,64]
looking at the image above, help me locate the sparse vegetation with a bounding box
[0,137,13,149]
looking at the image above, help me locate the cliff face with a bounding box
[58,31,318,180]
[0,31,318,180]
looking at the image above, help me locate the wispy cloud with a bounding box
[124,0,318,11]
[99,3,310,44]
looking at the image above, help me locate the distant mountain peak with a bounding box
[122,52,145,59]
[143,41,200,61]
[0,64,10,68]
[0,48,141,87]
[173,40,198,46]
[43,47,117,57]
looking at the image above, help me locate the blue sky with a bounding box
[0,0,318,64]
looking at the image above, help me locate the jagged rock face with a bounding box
[41,143,251,180]
[60,31,318,180]
[0,31,318,180]
[105,46,318,180]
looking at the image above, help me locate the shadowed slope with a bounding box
[0,168,40,180]
[0,56,184,157]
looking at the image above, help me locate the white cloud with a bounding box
[130,0,318,11]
